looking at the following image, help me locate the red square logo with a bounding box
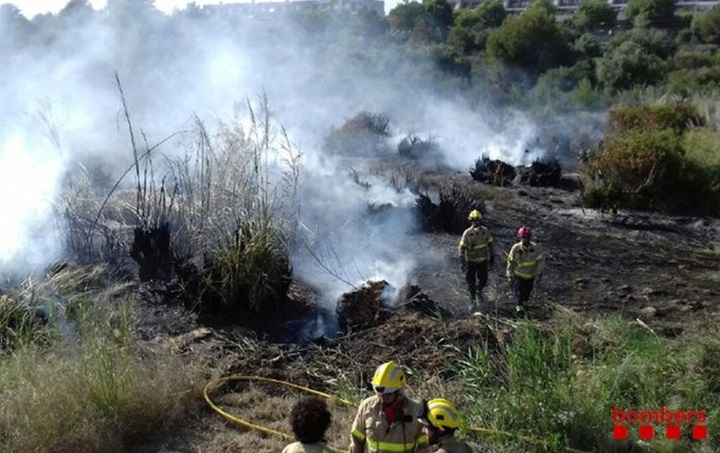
[693,425,707,440]
[639,425,654,439]
[613,425,628,439]
[666,425,681,439]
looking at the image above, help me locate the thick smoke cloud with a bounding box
[0,2,597,298]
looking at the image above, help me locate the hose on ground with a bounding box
[204,375,589,453]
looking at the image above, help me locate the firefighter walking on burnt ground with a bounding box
[506,225,545,318]
[459,209,495,313]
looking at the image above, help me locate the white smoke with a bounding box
[0,1,599,294]
[0,133,64,272]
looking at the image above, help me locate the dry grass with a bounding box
[0,269,206,453]
[207,380,358,452]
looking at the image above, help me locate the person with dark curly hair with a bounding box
[283,396,333,453]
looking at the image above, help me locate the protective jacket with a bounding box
[432,434,481,453]
[282,441,331,453]
[350,394,429,453]
[506,241,544,280]
[459,226,493,263]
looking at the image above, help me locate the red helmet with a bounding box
[518,226,531,238]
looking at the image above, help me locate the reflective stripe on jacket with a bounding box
[459,226,493,263]
[282,441,332,453]
[506,241,544,280]
[434,435,481,453]
[350,395,429,453]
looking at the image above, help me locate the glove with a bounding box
[488,255,495,269]
[460,260,467,272]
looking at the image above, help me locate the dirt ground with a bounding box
[129,159,720,452]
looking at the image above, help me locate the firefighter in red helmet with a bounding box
[506,226,544,317]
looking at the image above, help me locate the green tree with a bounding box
[422,0,454,37]
[388,2,439,42]
[624,0,676,28]
[570,77,603,109]
[607,28,676,59]
[573,33,603,59]
[693,7,720,45]
[448,1,506,54]
[454,0,506,29]
[596,40,665,91]
[486,0,572,74]
[573,0,617,31]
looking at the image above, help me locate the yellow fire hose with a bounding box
[204,375,589,453]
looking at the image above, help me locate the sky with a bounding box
[9,0,402,18]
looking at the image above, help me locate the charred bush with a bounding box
[366,202,395,216]
[397,135,443,161]
[515,158,563,187]
[397,284,447,318]
[337,282,445,334]
[130,222,173,282]
[349,167,371,190]
[417,185,485,234]
[337,280,391,333]
[323,112,391,156]
[469,156,516,186]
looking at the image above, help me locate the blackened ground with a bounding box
[129,155,720,452]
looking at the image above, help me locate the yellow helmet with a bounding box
[468,209,482,221]
[424,398,462,431]
[371,361,406,394]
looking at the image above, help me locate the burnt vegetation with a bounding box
[416,185,485,234]
[323,112,392,156]
[4,2,720,452]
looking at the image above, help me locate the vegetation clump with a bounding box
[323,112,392,156]
[581,104,720,215]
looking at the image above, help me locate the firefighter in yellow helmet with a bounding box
[458,209,495,312]
[350,361,429,453]
[506,225,545,317]
[282,396,332,453]
[419,398,480,453]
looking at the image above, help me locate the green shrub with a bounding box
[445,315,720,452]
[582,127,719,214]
[667,67,720,95]
[0,295,53,351]
[198,220,291,315]
[683,127,720,189]
[606,103,701,136]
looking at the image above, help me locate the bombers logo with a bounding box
[612,406,708,440]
